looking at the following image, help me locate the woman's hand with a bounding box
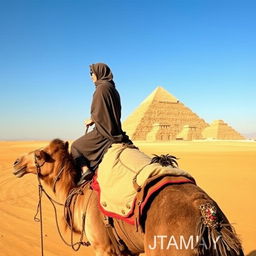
[84,119,95,127]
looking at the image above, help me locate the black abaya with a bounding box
[71,63,132,171]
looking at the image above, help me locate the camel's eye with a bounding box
[34,149,53,163]
[35,152,42,160]
[35,149,47,160]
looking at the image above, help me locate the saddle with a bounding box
[93,143,194,220]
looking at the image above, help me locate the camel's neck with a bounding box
[43,156,78,204]
[57,164,76,203]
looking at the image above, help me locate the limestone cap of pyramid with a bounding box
[141,86,179,104]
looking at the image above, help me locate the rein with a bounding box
[33,154,90,256]
[52,166,65,193]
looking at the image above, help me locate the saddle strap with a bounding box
[64,181,92,246]
[102,215,126,256]
[113,218,144,254]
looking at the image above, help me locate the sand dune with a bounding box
[0,140,255,255]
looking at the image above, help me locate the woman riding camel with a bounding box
[71,63,132,184]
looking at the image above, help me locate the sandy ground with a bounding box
[0,140,255,256]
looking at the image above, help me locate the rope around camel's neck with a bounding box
[45,158,77,203]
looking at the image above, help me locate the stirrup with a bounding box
[77,169,94,186]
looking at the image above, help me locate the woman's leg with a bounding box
[71,135,94,184]
[71,128,111,179]
[71,135,90,171]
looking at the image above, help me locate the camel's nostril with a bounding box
[13,159,20,166]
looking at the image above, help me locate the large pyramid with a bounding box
[122,86,209,141]
[202,120,245,140]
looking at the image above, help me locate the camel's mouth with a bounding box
[13,167,27,178]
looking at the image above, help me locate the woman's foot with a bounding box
[77,167,94,186]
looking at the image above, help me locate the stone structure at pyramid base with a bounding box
[176,125,203,141]
[146,123,176,141]
[122,86,245,141]
[146,124,203,141]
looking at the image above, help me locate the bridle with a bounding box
[33,151,91,256]
[34,153,65,193]
[34,153,47,169]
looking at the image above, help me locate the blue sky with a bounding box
[1,0,256,140]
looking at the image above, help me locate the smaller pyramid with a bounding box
[202,120,245,140]
[176,125,203,140]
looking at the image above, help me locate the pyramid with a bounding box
[122,86,209,141]
[202,120,245,140]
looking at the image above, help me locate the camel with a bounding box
[13,139,244,256]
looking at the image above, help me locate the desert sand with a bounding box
[0,140,255,255]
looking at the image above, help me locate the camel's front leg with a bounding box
[85,192,121,256]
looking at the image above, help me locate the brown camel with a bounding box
[13,139,244,256]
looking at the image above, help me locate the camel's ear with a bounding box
[65,141,69,150]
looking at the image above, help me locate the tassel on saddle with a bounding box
[150,154,179,167]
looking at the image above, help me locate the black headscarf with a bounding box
[90,63,115,86]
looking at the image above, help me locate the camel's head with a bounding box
[13,139,69,179]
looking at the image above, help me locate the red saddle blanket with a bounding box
[91,174,195,225]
